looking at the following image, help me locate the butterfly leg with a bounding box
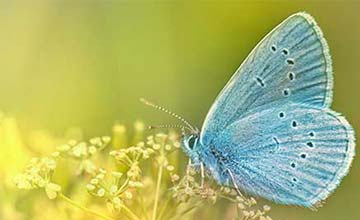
[227,168,245,199]
[186,159,192,173]
[186,160,205,187]
[200,162,205,188]
[186,159,192,187]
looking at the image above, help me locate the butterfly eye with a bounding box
[188,135,197,149]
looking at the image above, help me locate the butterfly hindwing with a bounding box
[201,12,332,145]
[211,102,354,207]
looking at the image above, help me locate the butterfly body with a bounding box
[180,12,355,208]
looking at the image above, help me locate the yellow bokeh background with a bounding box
[0,1,359,220]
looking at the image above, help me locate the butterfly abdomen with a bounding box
[197,144,242,186]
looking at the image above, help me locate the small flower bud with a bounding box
[68,140,77,146]
[250,197,257,205]
[90,178,99,185]
[86,184,96,191]
[57,144,70,152]
[90,137,101,146]
[152,144,161,150]
[263,205,271,212]
[124,191,133,199]
[113,197,121,205]
[171,174,180,182]
[237,203,245,209]
[166,165,175,171]
[173,142,181,148]
[129,181,143,188]
[165,144,172,151]
[51,151,60,158]
[102,136,111,143]
[96,173,105,180]
[88,146,97,154]
[45,183,61,200]
[248,211,255,216]
[97,188,105,197]
[110,185,118,195]
[184,187,193,195]
[137,142,145,147]
[242,211,250,217]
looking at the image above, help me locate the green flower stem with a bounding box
[120,204,141,220]
[117,177,130,195]
[157,197,170,220]
[168,203,200,220]
[59,193,115,220]
[137,192,151,220]
[236,204,241,220]
[152,155,164,220]
[160,201,181,220]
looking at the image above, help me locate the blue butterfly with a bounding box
[144,12,355,208]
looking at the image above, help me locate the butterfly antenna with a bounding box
[148,124,190,136]
[140,98,198,134]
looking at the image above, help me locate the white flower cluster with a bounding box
[57,136,111,159]
[86,168,144,212]
[56,136,111,174]
[14,156,61,199]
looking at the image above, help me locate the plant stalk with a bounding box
[59,193,115,220]
[152,156,164,220]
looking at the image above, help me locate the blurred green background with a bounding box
[0,1,359,220]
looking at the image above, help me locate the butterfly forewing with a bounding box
[200,12,333,146]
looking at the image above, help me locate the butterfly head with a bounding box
[181,132,202,163]
[182,133,199,150]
